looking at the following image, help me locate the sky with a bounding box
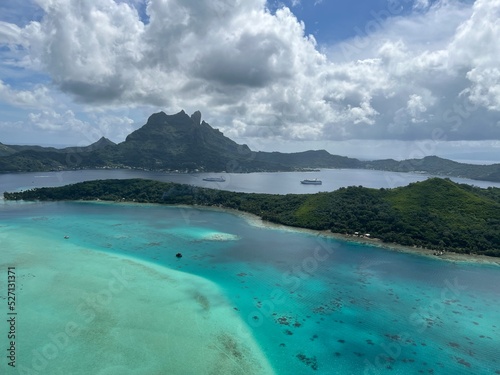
[0,0,499,162]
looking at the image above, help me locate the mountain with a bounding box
[254,149,362,169]
[103,110,255,170]
[61,137,116,153]
[364,155,500,183]
[101,110,362,171]
[6,177,500,256]
[0,137,116,172]
[0,110,499,182]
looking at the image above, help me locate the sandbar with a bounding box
[0,224,275,375]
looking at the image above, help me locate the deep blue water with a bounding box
[2,200,499,374]
[2,168,500,196]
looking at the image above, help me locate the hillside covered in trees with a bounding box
[4,178,500,257]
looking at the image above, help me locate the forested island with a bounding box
[5,177,500,257]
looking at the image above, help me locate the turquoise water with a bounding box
[1,201,499,374]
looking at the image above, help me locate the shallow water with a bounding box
[1,201,499,374]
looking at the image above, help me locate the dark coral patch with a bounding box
[296,353,318,371]
[455,357,472,368]
[277,316,289,325]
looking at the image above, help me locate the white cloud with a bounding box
[413,0,430,11]
[24,0,146,104]
[28,109,88,132]
[90,113,135,141]
[0,0,499,145]
[18,108,136,146]
[448,0,500,111]
[0,21,23,45]
[0,80,53,108]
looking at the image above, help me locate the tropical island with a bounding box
[5,177,500,257]
[1,110,499,182]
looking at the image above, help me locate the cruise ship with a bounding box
[202,176,226,182]
[300,178,322,185]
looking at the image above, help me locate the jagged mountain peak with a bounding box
[191,110,202,126]
[142,110,196,128]
[119,110,247,170]
[145,110,204,127]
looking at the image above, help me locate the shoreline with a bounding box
[176,204,500,266]
[4,198,500,266]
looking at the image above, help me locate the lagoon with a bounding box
[1,171,500,374]
[2,168,500,196]
[1,198,499,374]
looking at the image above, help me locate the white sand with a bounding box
[0,225,275,375]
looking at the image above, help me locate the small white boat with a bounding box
[301,179,322,185]
[203,176,225,182]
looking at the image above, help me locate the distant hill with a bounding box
[365,156,500,183]
[60,137,116,153]
[5,136,115,154]
[254,149,361,169]
[0,137,116,172]
[0,143,16,157]
[5,177,500,257]
[0,110,499,182]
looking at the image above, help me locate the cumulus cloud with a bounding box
[90,113,135,141]
[21,108,135,146]
[28,109,86,131]
[24,0,146,104]
[449,0,500,111]
[1,0,500,144]
[0,80,53,108]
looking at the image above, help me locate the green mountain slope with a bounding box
[6,177,500,256]
[0,137,116,171]
[383,179,500,252]
[0,143,16,157]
